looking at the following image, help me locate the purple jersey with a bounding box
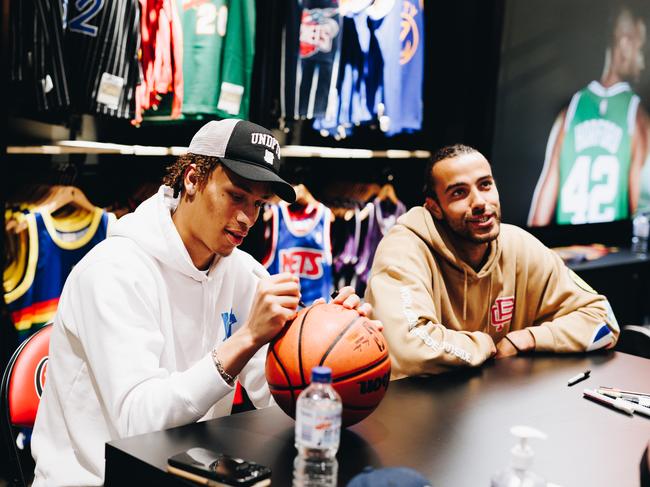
[355,197,406,295]
[332,205,361,290]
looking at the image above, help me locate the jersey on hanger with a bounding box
[178,0,255,118]
[10,0,70,113]
[65,0,141,119]
[366,0,424,136]
[355,197,405,295]
[557,81,638,224]
[263,202,333,305]
[282,0,342,123]
[332,205,361,291]
[4,209,112,341]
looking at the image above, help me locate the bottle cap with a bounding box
[509,425,547,470]
[311,366,332,383]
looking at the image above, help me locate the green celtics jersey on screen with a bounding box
[557,81,639,224]
[179,0,255,118]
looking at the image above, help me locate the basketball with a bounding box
[266,303,391,427]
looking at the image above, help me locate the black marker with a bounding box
[567,369,591,386]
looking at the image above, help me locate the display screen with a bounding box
[491,0,650,228]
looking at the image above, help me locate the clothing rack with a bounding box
[7,141,431,159]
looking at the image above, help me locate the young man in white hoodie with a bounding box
[31,119,370,486]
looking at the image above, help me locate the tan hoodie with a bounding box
[365,207,619,379]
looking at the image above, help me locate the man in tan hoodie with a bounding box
[365,144,620,379]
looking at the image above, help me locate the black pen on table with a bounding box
[567,369,591,386]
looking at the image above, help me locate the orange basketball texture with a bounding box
[266,303,391,427]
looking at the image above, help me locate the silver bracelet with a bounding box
[211,349,236,385]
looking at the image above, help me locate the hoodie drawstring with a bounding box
[486,272,493,332]
[463,267,468,322]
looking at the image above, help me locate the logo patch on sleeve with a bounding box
[586,323,615,351]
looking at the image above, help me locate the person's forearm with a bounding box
[214,325,265,379]
[506,329,536,352]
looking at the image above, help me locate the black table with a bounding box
[105,352,650,487]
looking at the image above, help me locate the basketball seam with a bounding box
[297,305,316,388]
[267,349,389,389]
[268,349,388,391]
[332,354,390,384]
[318,314,364,367]
[342,404,377,411]
[269,345,295,405]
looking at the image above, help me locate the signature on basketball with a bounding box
[349,322,386,353]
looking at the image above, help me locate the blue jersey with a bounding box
[370,0,424,136]
[312,0,424,137]
[312,6,373,137]
[282,0,342,124]
[263,202,333,305]
[4,208,111,341]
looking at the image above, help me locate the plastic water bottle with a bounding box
[293,366,342,487]
[632,213,649,256]
[490,425,547,487]
[293,455,338,487]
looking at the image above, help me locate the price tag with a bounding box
[217,82,244,115]
[96,73,125,110]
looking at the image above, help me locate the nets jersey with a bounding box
[263,202,333,305]
[282,0,342,123]
[557,81,639,224]
[4,209,112,341]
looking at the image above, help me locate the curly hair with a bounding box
[422,144,481,200]
[163,153,221,198]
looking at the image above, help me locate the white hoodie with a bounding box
[32,186,273,486]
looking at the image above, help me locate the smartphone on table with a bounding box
[167,447,271,486]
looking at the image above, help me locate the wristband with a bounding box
[211,349,235,385]
[503,334,521,352]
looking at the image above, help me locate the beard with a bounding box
[440,207,502,244]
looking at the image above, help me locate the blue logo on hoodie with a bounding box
[221,309,237,340]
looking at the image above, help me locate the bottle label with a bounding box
[296,407,341,449]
